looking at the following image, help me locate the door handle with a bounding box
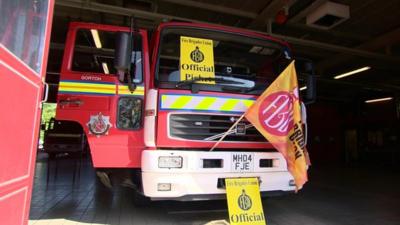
[41,82,49,103]
[59,99,83,106]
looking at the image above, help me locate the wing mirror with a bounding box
[296,59,316,104]
[114,32,131,72]
[304,61,316,104]
[114,32,136,91]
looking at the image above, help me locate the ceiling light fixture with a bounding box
[300,86,307,91]
[90,29,102,48]
[102,62,109,74]
[333,66,371,79]
[365,97,393,104]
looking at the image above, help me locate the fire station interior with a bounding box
[31,0,399,224]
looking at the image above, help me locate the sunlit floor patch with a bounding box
[29,153,400,225]
[29,219,107,225]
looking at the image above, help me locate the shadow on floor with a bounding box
[29,152,400,225]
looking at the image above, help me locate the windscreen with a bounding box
[156,27,291,95]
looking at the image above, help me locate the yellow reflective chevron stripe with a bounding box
[195,97,216,110]
[160,94,255,113]
[161,94,168,103]
[220,99,240,111]
[170,95,193,109]
[59,81,116,95]
[117,85,145,96]
[242,99,254,108]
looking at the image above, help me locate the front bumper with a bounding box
[141,150,295,200]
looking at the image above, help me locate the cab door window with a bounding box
[71,29,143,82]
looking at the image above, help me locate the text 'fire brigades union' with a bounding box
[225,178,266,225]
[180,36,215,84]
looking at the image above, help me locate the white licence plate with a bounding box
[232,153,254,172]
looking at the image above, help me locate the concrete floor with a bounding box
[29,153,400,225]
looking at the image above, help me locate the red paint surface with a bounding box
[0,63,38,184]
[156,89,274,149]
[0,1,54,224]
[0,188,27,225]
[56,22,290,168]
[56,23,149,168]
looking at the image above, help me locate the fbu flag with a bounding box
[244,61,310,190]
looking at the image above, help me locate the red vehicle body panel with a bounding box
[56,21,290,169]
[156,89,274,149]
[150,23,288,150]
[56,22,150,168]
[0,1,54,224]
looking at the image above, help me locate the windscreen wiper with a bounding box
[175,76,226,88]
[175,76,254,88]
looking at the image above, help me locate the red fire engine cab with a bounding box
[56,21,315,200]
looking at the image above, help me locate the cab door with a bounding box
[0,1,54,224]
[57,23,149,168]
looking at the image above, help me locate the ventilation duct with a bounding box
[306,1,350,29]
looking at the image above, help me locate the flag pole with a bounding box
[209,113,246,151]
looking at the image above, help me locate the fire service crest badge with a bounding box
[87,112,112,136]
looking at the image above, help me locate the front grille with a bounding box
[169,114,266,142]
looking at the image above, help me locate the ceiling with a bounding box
[46,0,400,103]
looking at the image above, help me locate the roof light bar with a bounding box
[102,62,109,74]
[90,29,102,48]
[365,97,393,103]
[334,66,371,79]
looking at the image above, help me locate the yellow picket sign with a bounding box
[180,36,215,84]
[225,178,266,225]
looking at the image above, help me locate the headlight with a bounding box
[158,156,183,168]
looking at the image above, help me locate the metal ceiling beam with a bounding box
[56,0,202,23]
[288,0,327,23]
[55,0,400,64]
[285,1,369,43]
[357,27,400,51]
[272,33,400,63]
[247,0,296,30]
[318,77,400,92]
[284,23,369,42]
[318,27,400,71]
[158,0,257,19]
[52,6,157,29]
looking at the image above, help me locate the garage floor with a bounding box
[29,153,400,225]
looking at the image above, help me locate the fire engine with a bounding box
[55,21,315,200]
